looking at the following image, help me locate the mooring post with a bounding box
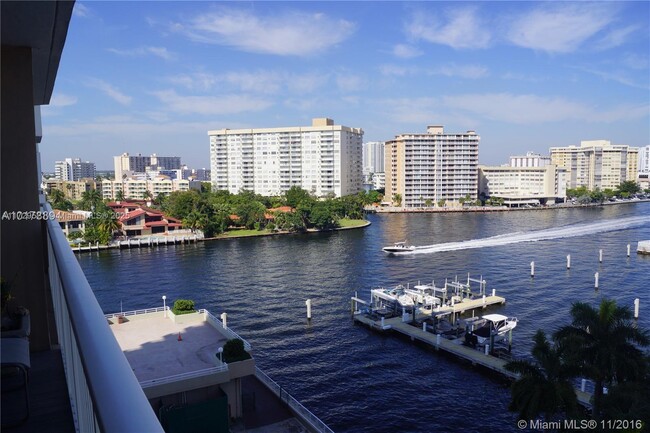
[508,329,513,353]
[306,299,312,320]
[634,298,640,319]
[567,254,571,269]
[380,316,385,328]
[599,249,603,263]
[484,344,490,355]
[627,244,631,257]
[436,333,441,347]
[530,261,535,277]
[221,312,227,328]
[594,272,599,289]
[492,288,495,297]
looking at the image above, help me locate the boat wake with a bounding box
[409,215,650,255]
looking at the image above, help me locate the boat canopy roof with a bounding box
[482,314,509,322]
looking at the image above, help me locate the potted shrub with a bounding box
[172,299,195,315]
[220,338,251,363]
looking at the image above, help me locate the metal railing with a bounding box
[255,367,334,433]
[201,309,252,351]
[45,202,164,433]
[104,306,167,319]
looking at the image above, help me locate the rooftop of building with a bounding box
[109,311,230,383]
[208,117,363,135]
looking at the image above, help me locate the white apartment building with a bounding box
[101,178,196,200]
[209,118,363,197]
[114,153,182,180]
[363,141,385,175]
[509,152,551,168]
[639,145,650,173]
[385,125,479,207]
[54,157,96,181]
[478,165,567,206]
[550,140,639,190]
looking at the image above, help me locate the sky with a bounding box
[41,1,650,171]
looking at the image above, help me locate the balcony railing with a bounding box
[44,201,164,433]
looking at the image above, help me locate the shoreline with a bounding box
[370,198,650,214]
[203,219,371,242]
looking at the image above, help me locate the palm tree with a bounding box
[182,210,206,233]
[505,330,579,422]
[80,189,102,211]
[115,190,125,202]
[554,299,650,420]
[48,188,72,211]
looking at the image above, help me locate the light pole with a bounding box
[162,295,167,317]
[218,347,223,364]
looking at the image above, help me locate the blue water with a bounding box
[79,203,650,433]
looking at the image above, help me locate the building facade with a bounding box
[384,125,480,207]
[550,140,639,190]
[363,141,385,175]
[509,152,551,168]
[478,165,567,206]
[114,153,182,180]
[54,157,96,181]
[639,145,650,173]
[43,178,98,201]
[101,178,198,200]
[209,118,363,197]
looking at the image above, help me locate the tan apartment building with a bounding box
[209,118,363,197]
[550,140,638,190]
[43,178,98,201]
[385,125,479,207]
[478,165,567,207]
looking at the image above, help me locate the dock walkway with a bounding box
[354,314,592,407]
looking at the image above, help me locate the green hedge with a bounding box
[220,339,251,363]
[172,299,195,315]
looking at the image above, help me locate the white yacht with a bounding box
[466,314,518,346]
[382,241,415,254]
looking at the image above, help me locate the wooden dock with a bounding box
[353,314,592,407]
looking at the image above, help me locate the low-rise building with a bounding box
[102,178,199,200]
[53,209,86,237]
[44,178,98,201]
[478,164,567,207]
[119,206,182,236]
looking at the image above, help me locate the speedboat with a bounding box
[382,241,415,254]
[465,314,518,346]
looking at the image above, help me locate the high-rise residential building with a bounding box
[550,140,639,190]
[509,152,551,168]
[363,141,385,175]
[384,125,479,207]
[54,157,96,181]
[114,153,181,180]
[478,165,567,206]
[639,145,650,173]
[209,118,363,197]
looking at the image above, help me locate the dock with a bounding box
[353,314,593,407]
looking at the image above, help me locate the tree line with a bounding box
[567,181,647,205]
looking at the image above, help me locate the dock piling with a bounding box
[581,379,587,392]
[634,298,640,319]
[530,261,535,277]
[567,254,571,269]
[599,249,603,263]
[306,299,312,320]
[594,272,599,289]
[422,322,426,332]
[627,244,631,257]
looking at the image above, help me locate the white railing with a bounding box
[104,306,167,319]
[255,367,335,433]
[201,309,252,351]
[45,202,164,433]
[140,364,229,388]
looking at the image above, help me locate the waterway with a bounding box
[79,202,650,433]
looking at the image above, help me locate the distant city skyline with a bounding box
[41,2,649,171]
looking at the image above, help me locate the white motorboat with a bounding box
[465,314,518,346]
[382,241,415,254]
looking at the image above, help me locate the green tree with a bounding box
[437,199,446,208]
[183,210,206,233]
[164,190,201,220]
[505,330,579,422]
[79,189,102,211]
[602,188,616,199]
[424,198,433,207]
[310,201,339,230]
[392,193,402,207]
[235,201,266,229]
[617,181,640,196]
[285,186,312,208]
[115,190,125,202]
[48,188,73,211]
[590,188,605,205]
[554,299,650,420]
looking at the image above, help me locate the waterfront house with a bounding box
[119,207,182,237]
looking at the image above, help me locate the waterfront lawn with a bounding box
[221,228,273,237]
[338,218,367,228]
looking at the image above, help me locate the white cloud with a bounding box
[507,4,613,53]
[429,64,488,79]
[621,53,649,70]
[406,7,491,49]
[85,79,132,105]
[73,3,90,18]
[108,46,175,61]
[166,71,329,95]
[173,9,355,56]
[379,64,416,77]
[151,89,272,115]
[595,26,639,51]
[50,93,78,107]
[336,74,366,93]
[441,93,648,124]
[392,44,422,58]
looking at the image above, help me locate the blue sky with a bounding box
[42,1,650,171]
